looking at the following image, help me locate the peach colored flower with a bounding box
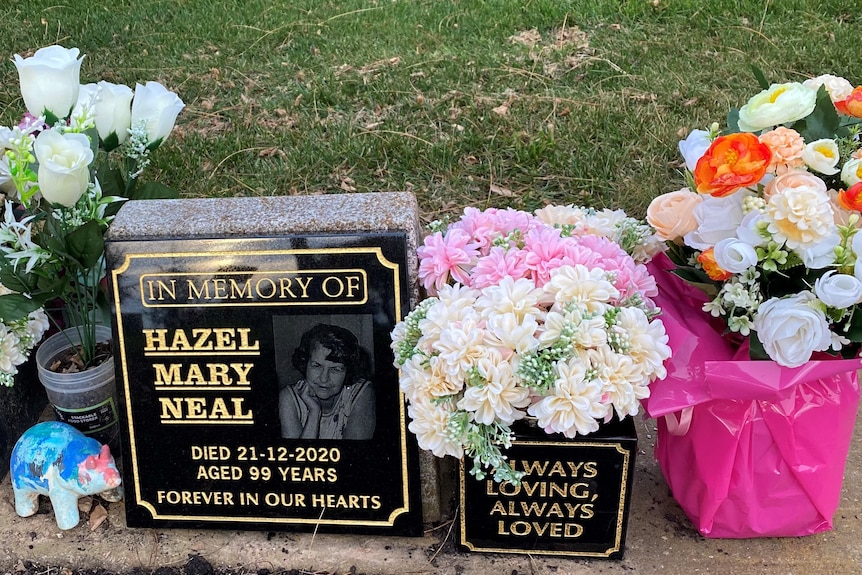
[854,149,862,160]
[759,127,805,175]
[694,133,772,197]
[697,247,732,281]
[763,169,827,201]
[646,188,703,241]
[766,185,834,250]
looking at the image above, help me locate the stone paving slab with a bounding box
[0,413,859,575]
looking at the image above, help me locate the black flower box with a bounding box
[459,416,637,559]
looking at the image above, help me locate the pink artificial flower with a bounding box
[523,227,576,287]
[470,246,530,289]
[450,207,501,253]
[417,229,480,294]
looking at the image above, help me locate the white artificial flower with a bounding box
[527,359,607,438]
[683,193,747,251]
[737,82,818,132]
[735,210,769,247]
[802,139,840,175]
[678,129,712,171]
[713,238,759,273]
[475,276,543,321]
[765,185,834,250]
[13,45,84,119]
[407,397,464,458]
[483,311,539,355]
[544,264,618,313]
[854,231,862,282]
[753,292,832,367]
[130,82,185,148]
[76,81,134,147]
[533,204,589,227]
[584,208,627,238]
[587,346,648,419]
[613,307,671,380]
[432,316,487,387]
[814,270,862,309]
[842,158,862,188]
[803,74,854,102]
[457,349,530,425]
[32,130,94,207]
[795,232,840,269]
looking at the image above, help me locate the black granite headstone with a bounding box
[105,231,422,534]
[459,417,637,558]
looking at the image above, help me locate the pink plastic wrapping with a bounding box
[644,253,862,538]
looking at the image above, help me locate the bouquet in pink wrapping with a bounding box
[645,72,862,537]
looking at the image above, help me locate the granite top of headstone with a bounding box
[106,192,421,240]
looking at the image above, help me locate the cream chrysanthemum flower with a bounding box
[0,325,24,374]
[614,307,671,380]
[483,311,539,355]
[476,276,543,321]
[527,358,607,438]
[407,398,464,458]
[432,316,486,390]
[458,349,530,425]
[544,264,619,313]
[533,204,589,227]
[766,186,834,250]
[587,346,648,418]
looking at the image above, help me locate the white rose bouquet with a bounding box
[0,45,183,372]
[390,205,670,483]
[647,72,862,367]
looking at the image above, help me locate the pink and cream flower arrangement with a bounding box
[390,205,670,483]
[648,73,862,368]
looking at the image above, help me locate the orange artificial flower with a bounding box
[694,132,772,197]
[838,182,862,212]
[835,86,862,118]
[698,247,733,281]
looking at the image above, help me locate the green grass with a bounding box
[1,0,860,223]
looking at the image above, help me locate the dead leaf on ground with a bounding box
[509,29,542,48]
[258,147,285,159]
[88,503,108,531]
[490,184,513,197]
[492,103,509,116]
[340,178,357,192]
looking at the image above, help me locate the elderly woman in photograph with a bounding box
[279,323,375,440]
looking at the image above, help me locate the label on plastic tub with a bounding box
[52,396,118,434]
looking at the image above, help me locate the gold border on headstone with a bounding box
[458,440,631,557]
[112,245,411,526]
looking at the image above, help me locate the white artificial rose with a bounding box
[853,231,862,281]
[130,82,185,148]
[737,83,818,133]
[796,233,840,269]
[736,210,768,247]
[753,292,832,368]
[13,45,84,119]
[841,157,862,187]
[713,238,758,273]
[678,129,712,172]
[77,81,133,148]
[802,139,840,175]
[33,130,93,207]
[814,270,862,309]
[803,74,854,102]
[683,193,746,251]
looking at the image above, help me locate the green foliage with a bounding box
[1,1,858,223]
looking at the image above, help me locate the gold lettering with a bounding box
[237,328,260,350]
[295,276,313,297]
[153,364,183,385]
[230,279,252,299]
[256,278,277,298]
[548,461,567,477]
[187,279,210,300]
[212,278,228,298]
[146,279,176,301]
[322,276,344,298]
[345,275,361,298]
[583,461,598,478]
[192,328,214,350]
[143,328,169,351]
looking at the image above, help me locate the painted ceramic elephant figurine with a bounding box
[10,421,123,530]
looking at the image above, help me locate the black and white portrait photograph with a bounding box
[275,316,376,440]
